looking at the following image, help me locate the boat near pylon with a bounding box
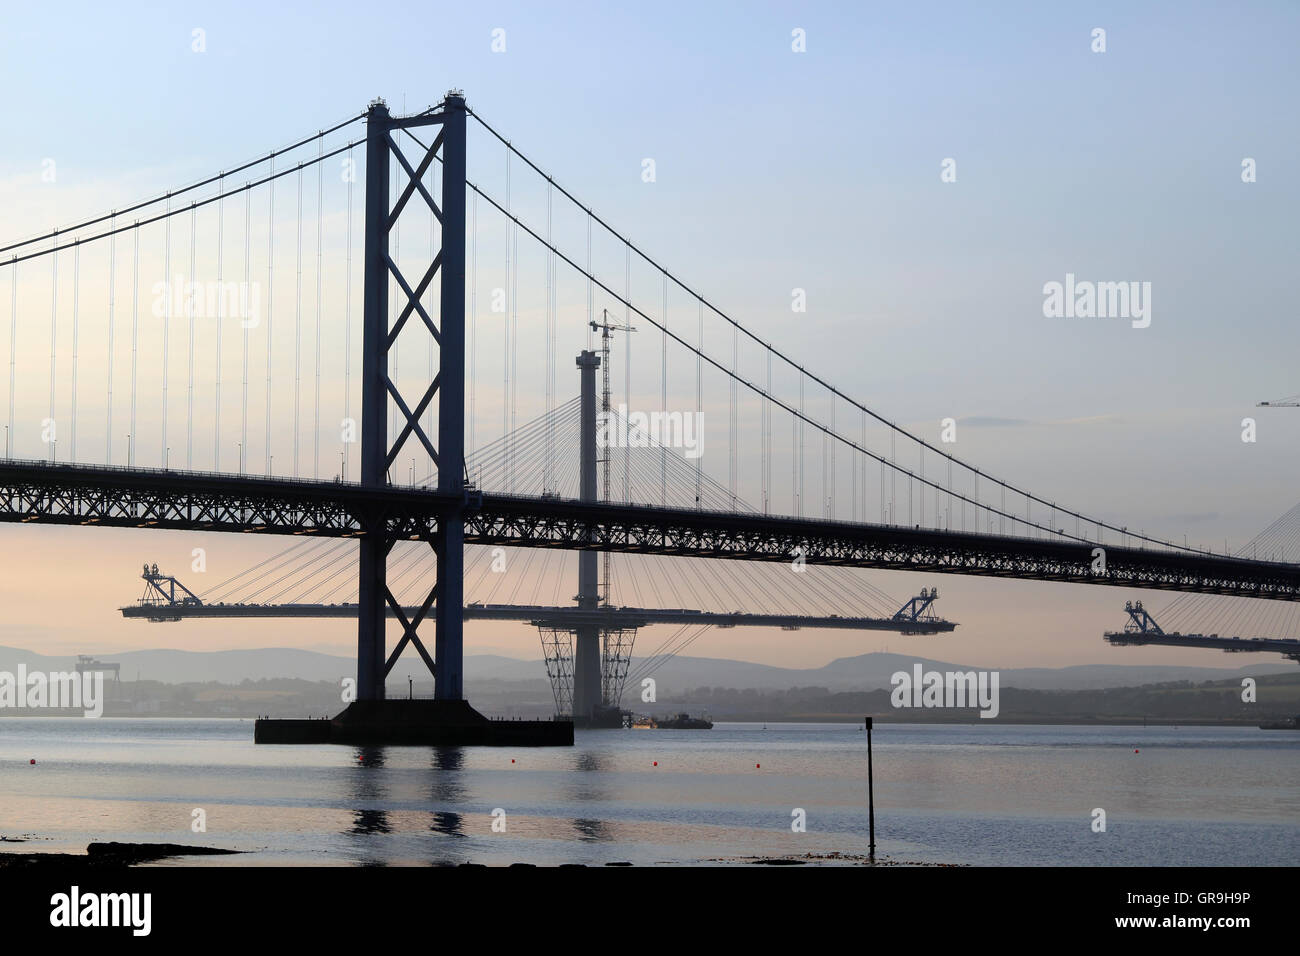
[631,712,713,729]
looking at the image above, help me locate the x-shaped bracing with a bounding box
[381,536,438,680]
[382,130,446,476]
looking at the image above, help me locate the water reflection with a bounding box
[428,747,466,837]
[571,817,611,842]
[567,749,611,803]
[347,747,391,837]
[568,750,613,839]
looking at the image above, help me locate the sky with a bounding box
[1,1,1299,681]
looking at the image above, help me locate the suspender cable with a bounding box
[503,148,511,490]
[660,273,667,507]
[821,418,828,518]
[856,410,864,522]
[186,202,196,469]
[730,321,737,509]
[890,430,895,523]
[8,256,16,457]
[550,185,557,493]
[71,241,81,462]
[130,227,138,466]
[623,243,630,503]
[214,178,224,471]
[791,403,797,516]
[545,180,554,494]
[48,235,57,462]
[880,457,886,523]
[510,187,519,491]
[314,142,324,479]
[829,395,835,519]
[469,190,476,458]
[242,186,251,474]
[952,461,959,530]
[919,448,925,526]
[764,349,771,514]
[162,196,170,466]
[342,147,353,479]
[293,164,303,478]
[695,296,702,508]
[265,156,274,475]
[797,371,804,517]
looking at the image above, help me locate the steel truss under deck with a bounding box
[4,460,1300,601]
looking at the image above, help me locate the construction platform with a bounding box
[254,699,574,746]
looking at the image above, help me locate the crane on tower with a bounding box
[590,309,635,609]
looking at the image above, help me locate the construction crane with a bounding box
[590,309,635,609]
[136,563,202,622]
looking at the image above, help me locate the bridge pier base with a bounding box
[255,700,573,746]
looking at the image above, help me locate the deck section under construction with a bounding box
[1104,601,1300,663]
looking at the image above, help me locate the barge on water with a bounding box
[630,712,714,729]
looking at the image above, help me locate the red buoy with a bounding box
[29,759,35,765]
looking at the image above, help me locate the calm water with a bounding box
[0,719,1296,866]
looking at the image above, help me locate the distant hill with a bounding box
[605,651,1295,691]
[0,645,1289,690]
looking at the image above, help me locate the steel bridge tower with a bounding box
[357,93,467,703]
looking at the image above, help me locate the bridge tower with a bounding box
[357,92,468,703]
[572,349,602,720]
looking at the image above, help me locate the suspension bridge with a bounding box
[4,90,1300,742]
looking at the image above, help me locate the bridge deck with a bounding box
[1105,631,1300,660]
[4,460,1299,600]
[119,601,954,633]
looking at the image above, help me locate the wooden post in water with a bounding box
[865,716,876,862]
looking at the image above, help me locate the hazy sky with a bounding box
[1,1,1299,680]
